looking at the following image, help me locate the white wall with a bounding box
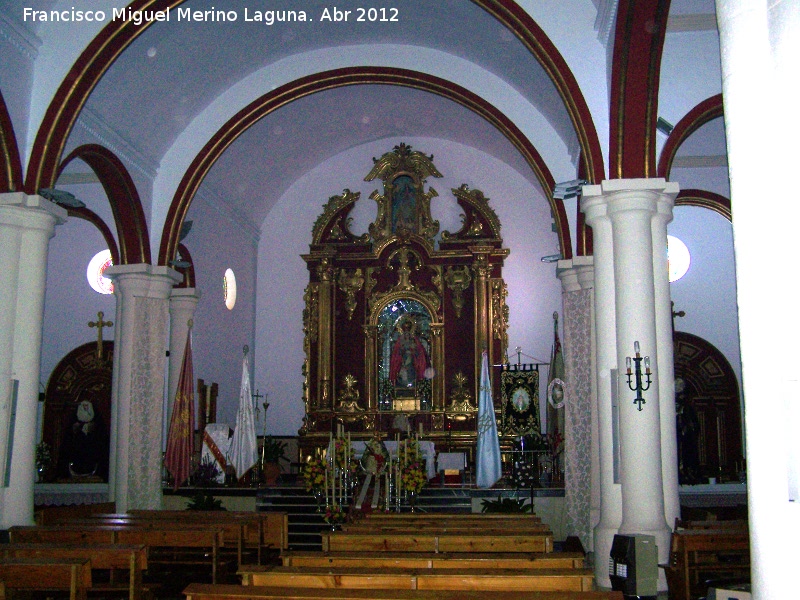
[255,137,562,436]
[668,205,741,398]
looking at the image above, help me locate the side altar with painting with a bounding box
[298,143,530,465]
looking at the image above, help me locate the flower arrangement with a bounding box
[397,438,421,469]
[193,456,222,487]
[324,503,347,525]
[301,456,325,492]
[400,458,427,494]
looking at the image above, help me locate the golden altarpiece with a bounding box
[298,144,512,463]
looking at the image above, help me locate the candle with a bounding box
[205,385,211,420]
[418,421,423,436]
[644,357,651,373]
[634,341,640,356]
[626,357,632,374]
[325,463,329,505]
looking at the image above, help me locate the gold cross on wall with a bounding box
[88,311,114,360]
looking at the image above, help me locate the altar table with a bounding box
[350,440,436,480]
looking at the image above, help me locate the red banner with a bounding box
[164,332,195,490]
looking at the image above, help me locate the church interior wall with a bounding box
[0,15,35,160]
[255,136,562,436]
[182,190,258,428]
[40,175,117,383]
[659,27,724,128]
[668,205,741,392]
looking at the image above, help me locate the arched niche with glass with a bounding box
[377,298,436,411]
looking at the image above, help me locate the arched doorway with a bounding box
[673,331,743,484]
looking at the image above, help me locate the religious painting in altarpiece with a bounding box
[299,143,512,461]
[41,341,113,483]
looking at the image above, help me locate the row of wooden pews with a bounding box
[661,518,750,600]
[0,507,289,599]
[184,511,623,600]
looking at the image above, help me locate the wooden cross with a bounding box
[88,311,113,360]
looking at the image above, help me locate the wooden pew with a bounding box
[183,583,625,600]
[35,501,116,525]
[9,523,226,583]
[280,550,585,570]
[341,522,551,534]
[0,557,92,600]
[59,515,249,570]
[0,542,147,600]
[321,530,554,553]
[661,528,750,600]
[239,565,595,592]
[128,509,289,560]
[358,514,542,525]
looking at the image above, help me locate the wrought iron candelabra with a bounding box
[626,341,652,411]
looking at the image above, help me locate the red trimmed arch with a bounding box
[23,1,601,256]
[0,90,23,192]
[657,94,724,179]
[676,188,731,222]
[609,0,672,179]
[24,0,181,194]
[60,145,151,264]
[157,67,569,266]
[478,0,605,185]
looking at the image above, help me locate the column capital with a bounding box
[0,192,67,229]
[106,264,182,299]
[557,256,595,292]
[581,178,679,224]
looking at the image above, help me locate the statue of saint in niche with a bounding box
[58,397,109,480]
[389,318,429,389]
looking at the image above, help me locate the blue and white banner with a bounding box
[476,351,502,488]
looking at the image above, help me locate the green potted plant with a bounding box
[261,436,288,484]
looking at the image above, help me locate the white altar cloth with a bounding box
[350,440,436,480]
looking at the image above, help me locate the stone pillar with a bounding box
[717,1,800,597]
[0,193,66,527]
[651,204,681,532]
[581,191,621,588]
[582,179,678,589]
[166,288,200,448]
[106,264,181,512]
[557,257,595,553]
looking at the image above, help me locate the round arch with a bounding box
[657,94,724,180]
[23,0,603,239]
[676,189,731,222]
[0,90,23,192]
[59,145,151,265]
[157,67,570,266]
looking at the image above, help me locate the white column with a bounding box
[583,179,678,589]
[606,179,674,583]
[717,1,800,597]
[166,288,201,449]
[581,190,620,588]
[106,264,181,512]
[651,199,680,534]
[0,193,66,527]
